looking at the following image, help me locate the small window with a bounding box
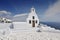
[29,20,31,24]
[33,16,35,19]
[36,20,37,23]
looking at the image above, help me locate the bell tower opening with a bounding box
[31,7,35,13]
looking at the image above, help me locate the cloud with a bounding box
[41,0,60,22]
[0,11,11,14]
[14,13,27,17]
[0,11,12,19]
[13,0,60,22]
[13,13,28,22]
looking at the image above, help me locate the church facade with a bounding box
[27,7,39,27]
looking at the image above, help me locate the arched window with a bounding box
[33,16,35,19]
[36,20,37,23]
[29,20,31,24]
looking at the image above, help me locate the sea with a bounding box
[40,22,60,30]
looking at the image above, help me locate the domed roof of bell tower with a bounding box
[31,7,36,13]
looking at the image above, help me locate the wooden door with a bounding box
[32,20,35,27]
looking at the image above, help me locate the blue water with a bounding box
[40,22,60,30]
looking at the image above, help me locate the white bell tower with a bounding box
[27,7,39,27]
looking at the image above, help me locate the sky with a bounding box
[0,0,60,22]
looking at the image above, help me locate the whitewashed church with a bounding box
[27,7,39,27]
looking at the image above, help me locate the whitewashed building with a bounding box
[0,17,12,23]
[27,7,39,27]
